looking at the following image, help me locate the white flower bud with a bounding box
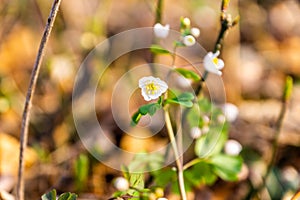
[182,17,191,27]
[154,23,170,38]
[190,127,202,139]
[222,103,239,122]
[202,115,210,124]
[191,27,200,38]
[183,35,196,46]
[217,114,226,124]
[114,177,129,191]
[224,139,242,155]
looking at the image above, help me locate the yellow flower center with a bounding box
[213,57,219,65]
[146,82,159,94]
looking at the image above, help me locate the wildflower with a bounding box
[114,177,129,191]
[191,27,200,38]
[224,139,242,155]
[139,76,168,101]
[154,23,170,38]
[203,51,224,76]
[183,35,196,46]
[190,127,202,139]
[222,103,239,122]
[182,17,191,27]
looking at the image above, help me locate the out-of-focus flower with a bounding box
[114,177,129,191]
[191,27,200,37]
[190,127,202,139]
[182,17,191,27]
[222,103,239,122]
[154,23,170,38]
[202,115,210,124]
[157,198,168,200]
[224,139,242,155]
[183,35,196,46]
[203,51,224,76]
[217,114,226,124]
[139,76,168,101]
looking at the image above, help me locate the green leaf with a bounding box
[209,154,243,181]
[41,189,56,200]
[185,161,217,186]
[129,173,144,190]
[58,193,77,200]
[152,168,176,187]
[150,44,170,54]
[165,92,194,108]
[194,124,228,158]
[174,68,200,81]
[74,154,89,191]
[131,103,162,126]
[128,152,164,173]
[139,103,161,116]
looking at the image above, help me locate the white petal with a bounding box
[183,35,196,46]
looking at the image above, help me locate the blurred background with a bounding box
[0,0,300,199]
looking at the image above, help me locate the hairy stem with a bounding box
[164,107,187,200]
[16,1,62,200]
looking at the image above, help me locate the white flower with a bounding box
[224,139,242,155]
[191,27,200,37]
[139,76,168,101]
[157,198,168,200]
[203,51,225,76]
[183,35,196,46]
[114,177,129,191]
[190,127,202,139]
[182,17,191,27]
[154,23,170,38]
[222,103,239,122]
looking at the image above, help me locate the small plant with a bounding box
[112,1,242,199]
[41,189,77,200]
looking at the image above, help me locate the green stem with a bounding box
[183,158,204,170]
[164,107,187,200]
[155,0,163,24]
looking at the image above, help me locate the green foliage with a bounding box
[283,76,293,101]
[165,92,194,108]
[150,44,170,54]
[127,152,164,172]
[174,68,201,81]
[131,102,162,126]
[209,154,243,181]
[42,190,77,200]
[74,153,89,191]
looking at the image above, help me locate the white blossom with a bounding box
[183,35,196,46]
[190,127,202,139]
[224,139,242,155]
[114,177,129,191]
[157,198,168,200]
[191,27,200,37]
[222,103,239,122]
[154,23,170,38]
[139,76,168,101]
[203,51,224,76]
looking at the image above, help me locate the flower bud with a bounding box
[114,177,129,191]
[222,103,239,122]
[182,17,191,27]
[224,139,242,155]
[190,127,202,139]
[191,27,200,38]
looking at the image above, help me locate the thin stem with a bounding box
[183,158,203,171]
[155,0,163,24]
[16,1,62,200]
[164,107,187,200]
